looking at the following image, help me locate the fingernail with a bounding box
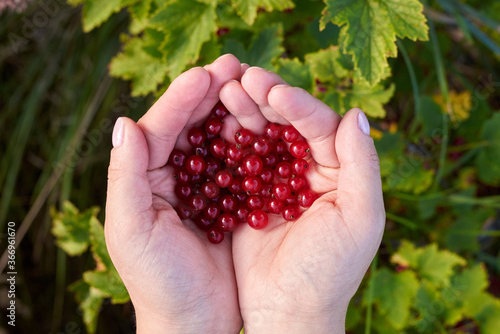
[112,118,124,148]
[357,110,370,136]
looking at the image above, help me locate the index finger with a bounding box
[267,84,342,168]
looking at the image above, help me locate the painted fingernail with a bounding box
[112,118,124,148]
[357,110,371,136]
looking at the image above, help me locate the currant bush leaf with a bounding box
[232,0,295,25]
[222,24,284,69]
[69,280,107,334]
[277,58,313,91]
[51,201,99,256]
[89,216,113,270]
[150,0,217,78]
[320,0,428,85]
[83,270,130,303]
[365,268,419,329]
[128,0,153,35]
[72,0,138,32]
[392,242,466,286]
[305,46,352,82]
[109,36,168,96]
[475,112,500,185]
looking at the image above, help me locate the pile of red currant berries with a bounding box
[170,102,318,244]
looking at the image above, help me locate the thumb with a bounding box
[105,117,155,243]
[335,108,385,239]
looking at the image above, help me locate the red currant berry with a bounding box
[259,168,274,183]
[242,176,262,194]
[276,161,292,178]
[211,101,229,119]
[169,149,187,168]
[226,144,244,161]
[194,146,208,158]
[175,170,191,184]
[288,176,307,193]
[267,198,284,214]
[195,217,215,231]
[274,141,288,155]
[260,183,273,198]
[215,170,233,188]
[235,206,250,223]
[176,203,194,220]
[204,202,221,220]
[204,156,222,178]
[187,127,206,147]
[262,154,277,169]
[235,128,254,148]
[283,205,301,221]
[207,227,224,244]
[235,192,248,203]
[235,165,248,177]
[264,123,281,140]
[252,137,272,157]
[228,178,244,194]
[246,195,264,210]
[189,194,208,212]
[292,158,309,175]
[281,125,300,143]
[284,195,299,207]
[217,213,237,232]
[175,184,193,200]
[209,138,227,159]
[247,209,269,229]
[219,194,237,212]
[201,181,220,199]
[289,140,310,159]
[281,152,295,163]
[242,154,264,176]
[205,118,223,136]
[186,155,206,175]
[272,183,292,201]
[297,189,317,208]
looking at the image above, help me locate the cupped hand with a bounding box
[104,55,245,334]
[220,67,386,333]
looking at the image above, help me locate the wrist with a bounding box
[135,308,242,334]
[241,301,348,334]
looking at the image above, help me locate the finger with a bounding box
[240,67,289,124]
[220,80,268,134]
[105,118,156,243]
[268,85,342,168]
[138,67,211,170]
[334,108,385,241]
[240,63,250,77]
[198,53,242,120]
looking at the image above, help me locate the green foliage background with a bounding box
[1,0,500,333]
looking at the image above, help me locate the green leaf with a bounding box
[384,161,434,194]
[476,112,500,185]
[83,270,130,304]
[392,242,466,286]
[150,0,217,78]
[418,96,444,137]
[74,0,135,32]
[450,263,490,317]
[320,0,428,85]
[69,280,107,334]
[89,216,113,270]
[109,36,168,96]
[444,209,495,253]
[128,0,153,35]
[277,58,313,91]
[222,24,284,69]
[232,0,295,25]
[347,82,395,118]
[305,46,351,82]
[51,202,99,256]
[366,268,419,329]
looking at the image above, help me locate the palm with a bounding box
[218,67,385,324]
[105,55,244,332]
